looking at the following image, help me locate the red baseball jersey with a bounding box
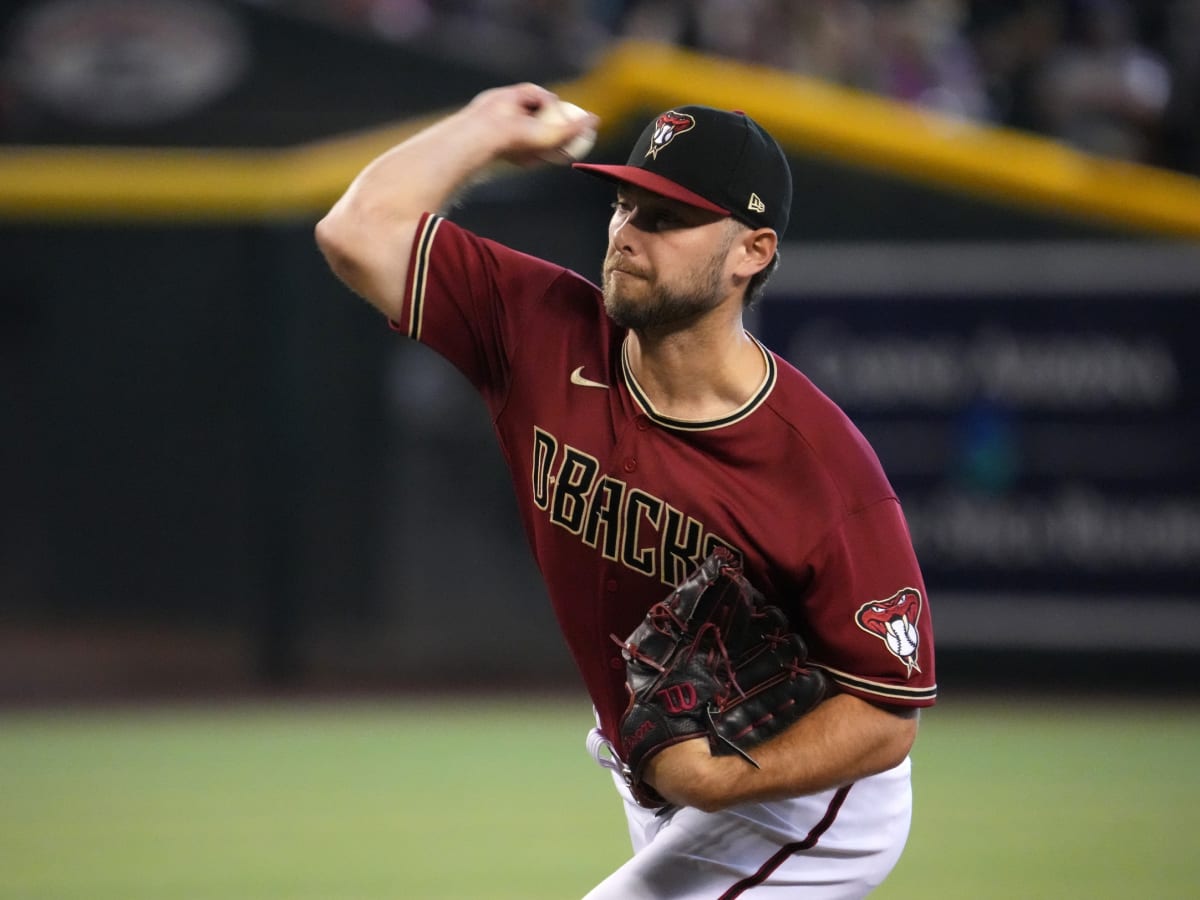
[396,213,937,745]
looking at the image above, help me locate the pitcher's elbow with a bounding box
[315,215,371,295]
[315,213,351,271]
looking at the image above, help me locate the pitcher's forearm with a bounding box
[645,694,919,812]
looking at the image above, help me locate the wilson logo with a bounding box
[656,683,699,714]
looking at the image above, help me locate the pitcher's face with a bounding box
[602,186,740,331]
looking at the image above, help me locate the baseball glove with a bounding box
[613,547,830,808]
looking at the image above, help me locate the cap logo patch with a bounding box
[747,193,766,215]
[646,111,696,160]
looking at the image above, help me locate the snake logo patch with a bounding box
[646,111,696,159]
[856,588,923,676]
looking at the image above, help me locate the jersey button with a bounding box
[635,416,650,431]
[610,656,624,670]
[605,579,618,593]
[622,457,637,472]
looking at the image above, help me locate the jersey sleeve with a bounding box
[391,213,571,411]
[802,498,937,707]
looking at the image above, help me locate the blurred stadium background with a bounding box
[1,1,1198,897]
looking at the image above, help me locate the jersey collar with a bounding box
[621,334,777,432]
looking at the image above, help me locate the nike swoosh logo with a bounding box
[570,366,609,390]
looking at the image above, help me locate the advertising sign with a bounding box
[760,243,1200,650]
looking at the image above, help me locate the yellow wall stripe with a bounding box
[2,39,1199,236]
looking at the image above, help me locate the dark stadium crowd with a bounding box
[291,0,1200,175]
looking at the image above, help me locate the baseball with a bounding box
[885,619,919,659]
[533,100,596,164]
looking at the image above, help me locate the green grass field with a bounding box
[1,694,1196,899]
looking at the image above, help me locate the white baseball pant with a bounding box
[584,728,912,899]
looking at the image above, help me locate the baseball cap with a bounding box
[573,105,792,235]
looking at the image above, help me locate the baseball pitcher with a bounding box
[316,82,936,898]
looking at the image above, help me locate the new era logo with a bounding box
[747,193,766,214]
